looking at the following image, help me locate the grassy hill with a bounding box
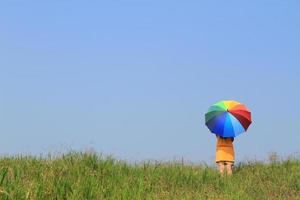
[0,152,299,200]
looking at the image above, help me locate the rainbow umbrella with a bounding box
[205,100,252,138]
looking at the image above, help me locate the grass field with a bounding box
[0,152,299,200]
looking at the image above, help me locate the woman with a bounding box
[216,135,234,176]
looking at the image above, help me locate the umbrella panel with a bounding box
[205,111,247,137]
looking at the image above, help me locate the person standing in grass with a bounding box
[216,135,234,176]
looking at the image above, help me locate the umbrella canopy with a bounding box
[205,100,252,138]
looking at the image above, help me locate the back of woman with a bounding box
[216,136,234,175]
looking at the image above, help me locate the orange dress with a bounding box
[216,136,235,163]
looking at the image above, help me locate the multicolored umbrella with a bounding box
[205,100,252,138]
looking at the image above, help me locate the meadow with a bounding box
[0,152,299,200]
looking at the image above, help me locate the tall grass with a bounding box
[0,152,299,199]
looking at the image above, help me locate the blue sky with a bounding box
[1,1,300,163]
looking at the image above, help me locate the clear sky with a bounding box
[1,1,300,163]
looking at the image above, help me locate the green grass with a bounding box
[0,152,299,200]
